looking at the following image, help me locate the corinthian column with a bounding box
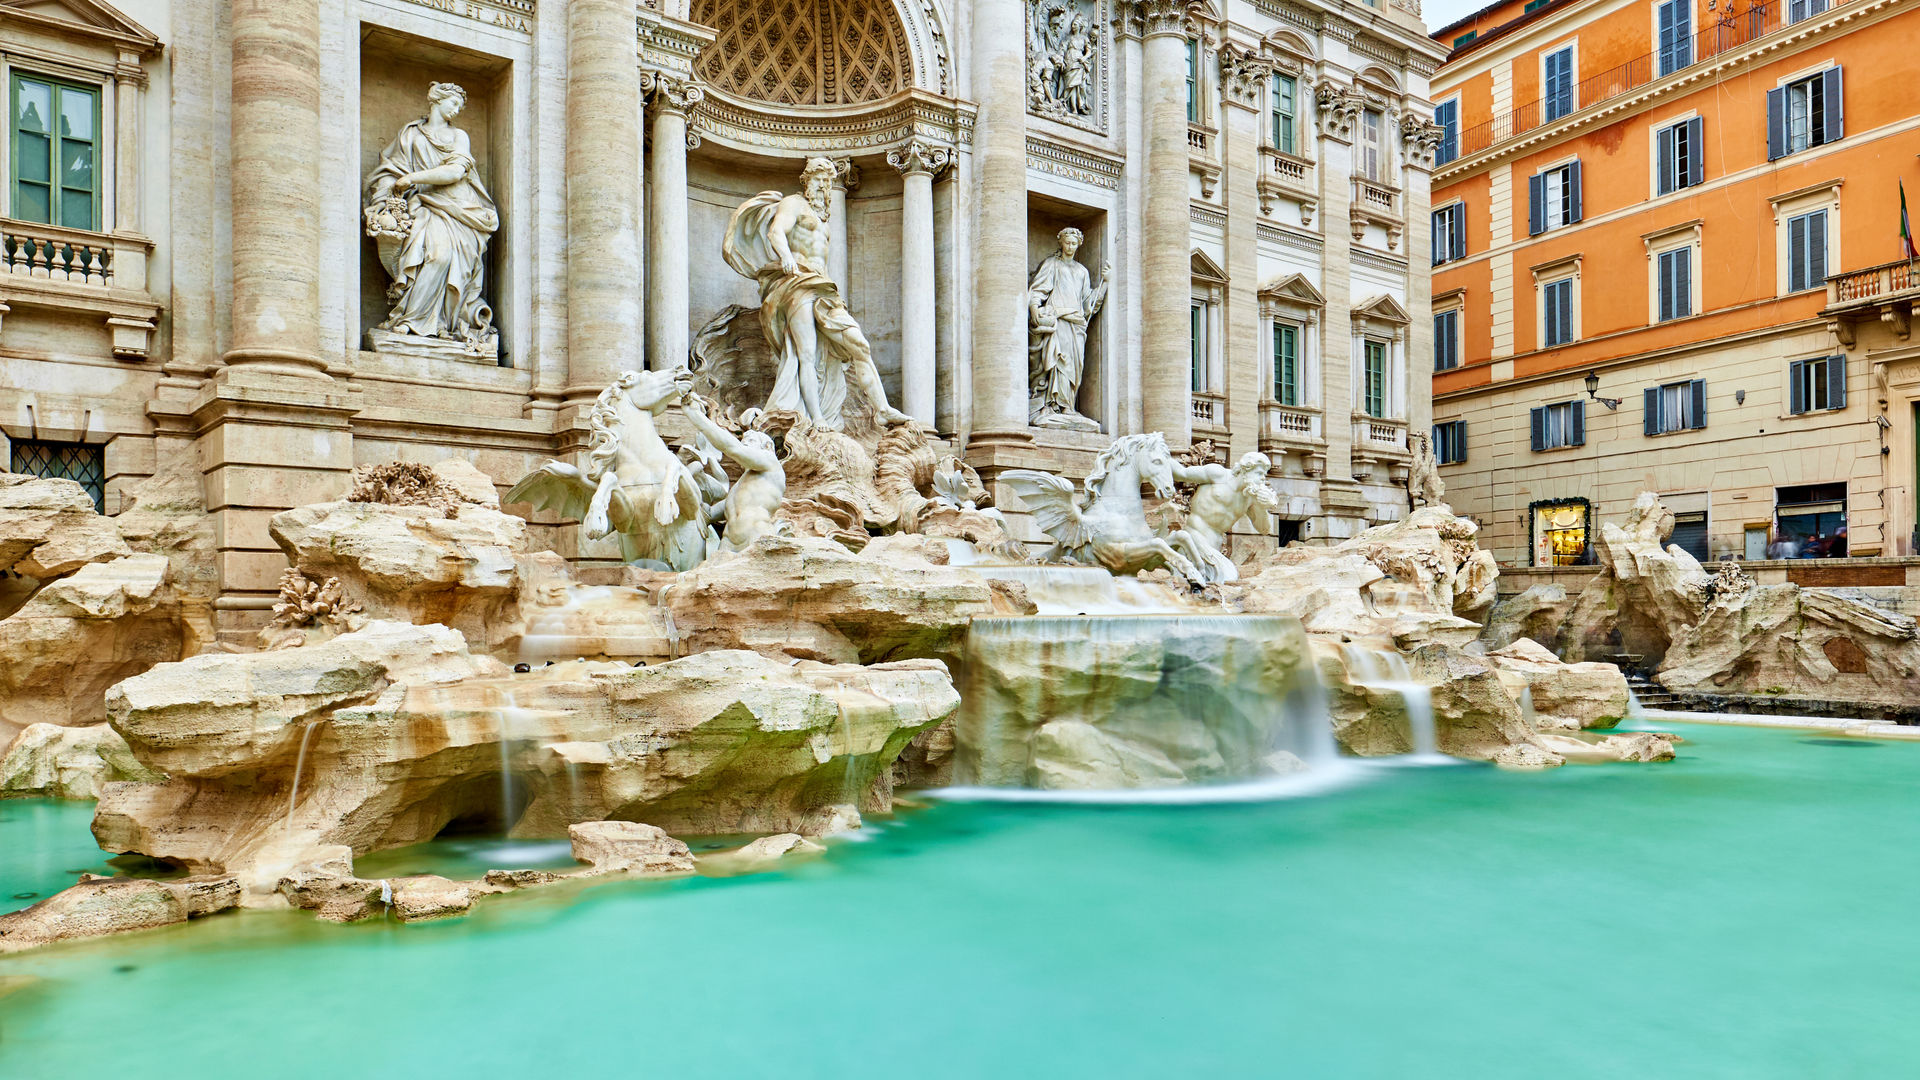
[967,0,1032,455]
[1140,0,1192,444]
[644,73,702,371]
[889,139,950,428]
[224,0,323,375]
[566,0,644,399]
[828,157,856,294]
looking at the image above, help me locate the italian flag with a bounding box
[1905,179,1918,261]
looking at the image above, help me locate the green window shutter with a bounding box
[11,74,98,231]
[1272,323,1297,405]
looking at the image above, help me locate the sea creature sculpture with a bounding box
[1167,451,1279,585]
[505,368,706,570]
[1002,432,1204,583]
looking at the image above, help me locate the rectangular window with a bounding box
[1523,0,1549,11]
[1272,74,1296,155]
[10,440,104,512]
[1272,322,1299,405]
[1788,354,1847,414]
[1433,419,1467,465]
[1434,99,1458,165]
[1190,302,1204,392]
[1529,400,1586,450]
[1657,246,1692,321]
[1644,378,1707,435]
[1186,40,1198,124]
[1657,0,1692,76]
[1788,0,1830,23]
[1363,339,1387,418]
[1528,161,1582,234]
[1656,117,1704,195]
[1453,31,1478,48]
[1431,203,1466,265]
[1543,47,1575,122]
[10,74,100,231]
[1361,109,1383,181]
[1434,310,1460,371]
[1770,69,1843,160]
[1775,482,1848,558]
[1542,278,1575,347]
[1787,209,1828,293]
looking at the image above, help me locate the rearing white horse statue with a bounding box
[1002,433,1204,585]
[506,368,707,571]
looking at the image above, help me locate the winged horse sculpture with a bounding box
[506,368,707,571]
[1001,432,1204,585]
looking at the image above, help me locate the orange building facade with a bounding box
[1425,0,1920,565]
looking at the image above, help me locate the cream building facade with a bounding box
[0,0,1440,639]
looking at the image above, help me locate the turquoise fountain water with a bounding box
[4,720,1919,1077]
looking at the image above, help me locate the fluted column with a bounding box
[1220,48,1267,461]
[967,0,1031,453]
[889,139,950,428]
[224,0,323,375]
[1140,0,1192,444]
[565,0,644,398]
[644,74,701,371]
[828,157,856,294]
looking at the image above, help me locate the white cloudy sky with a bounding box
[1425,0,1495,34]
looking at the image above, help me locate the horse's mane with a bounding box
[1083,432,1167,499]
[584,373,637,482]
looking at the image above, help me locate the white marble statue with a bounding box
[1168,451,1280,585]
[1028,0,1095,118]
[1002,433,1204,584]
[679,396,786,553]
[1409,432,1445,507]
[1027,227,1110,430]
[505,369,707,571]
[364,82,500,360]
[722,158,911,431]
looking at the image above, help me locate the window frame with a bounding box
[1271,319,1301,405]
[1542,277,1576,347]
[1360,108,1384,182]
[1434,308,1461,371]
[1362,338,1388,418]
[1433,418,1467,465]
[1785,208,1829,294]
[1432,201,1466,265]
[1185,39,1199,124]
[1530,399,1586,451]
[9,70,104,232]
[1190,299,1205,393]
[1653,115,1703,196]
[1644,378,1708,435]
[1656,0,1693,77]
[1656,244,1693,322]
[1433,97,1459,165]
[1271,72,1297,156]
[1529,159,1582,235]
[1541,44,1577,123]
[9,438,106,512]
[1788,354,1847,415]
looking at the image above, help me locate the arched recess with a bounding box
[688,0,952,101]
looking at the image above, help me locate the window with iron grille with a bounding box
[11,440,104,512]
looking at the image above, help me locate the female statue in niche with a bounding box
[364,82,500,357]
[1027,226,1109,430]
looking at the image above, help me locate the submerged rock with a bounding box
[388,875,474,921]
[0,874,240,953]
[569,821,695,876]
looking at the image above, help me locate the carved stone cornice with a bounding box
[641,71,704,115]
[689,87,975,157]
[1218,45,1269,111]
[887,137,953,178]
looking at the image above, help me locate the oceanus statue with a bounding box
[1002,432,1204,584]
[505,368,707,571]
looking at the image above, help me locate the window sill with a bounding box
[1783,407,1846,419]
[1529,442,1585,453]
[1645,426,1707,437]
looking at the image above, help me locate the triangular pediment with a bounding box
[0,0,160,51]
[1259,272,1325,307]
[1352,293,1411,325]
[1189,249,1227,284]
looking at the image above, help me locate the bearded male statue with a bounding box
[722,158,912,431]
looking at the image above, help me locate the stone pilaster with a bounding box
[1402,116,1441,439]
[828,157,856,296]
[644,73,701,372]
[889,139,949,429]
[966,0,1033,462]
[1312,79,1366,538]
[1220,47,1266,462]
[565,0,645,399]
[1139,0,1192,445]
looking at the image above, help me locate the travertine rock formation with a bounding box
[1560,492,1710,663]
[1313,638,1557,765]
[568,821,696,875]
[0,722,162,799]
[1479,583,1574,653]
[95,631,956,890]
[1487,638,1630,731]
[0,473,129,585]
[0,874,240,954]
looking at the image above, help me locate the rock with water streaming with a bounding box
[1487,638,1630,731]
[0,722,163,799]
[1315,639,1557,763]
[953,614,1328,789]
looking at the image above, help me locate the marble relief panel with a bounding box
[1026,0,1109,135]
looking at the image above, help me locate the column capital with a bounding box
[641,71,704,115]
[886,137,952,179]
[1218,45,1269,112]
[1313,80,1359,143]
[1132,0,1191,39]
[1399,114,1443,171]
[830,156,860,193]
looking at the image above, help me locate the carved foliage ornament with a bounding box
[1218,45,1270,109]
[1399,113,1444,170]
[1135,0,1189,37]
[1314,80,1359,142]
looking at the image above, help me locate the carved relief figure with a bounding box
[1062,15,1093,115]
[679,396,787,553]
[1168,452,1280,585]
[1027,227,1110,429]
[1028,0,1095,119]
[722,158,912,431]
[363,83,500,358]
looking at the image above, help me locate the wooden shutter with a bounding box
[1788,214,1808,291]
[1528,173,1546,235]
[1828,353,1847,409]
[1658,251,1675,320]
[1453,420,1467,464]
[1689,379,1707,429]
[1644,387,1661,435]
[1789,360,1807,415]
[1432,209,1444,266]
[1568,161,1584,223]
[1674,249,1691,317]
[1766,87,1786,160]
[1809,210,1827,289]
[1558,280,1573,343]
[1657,126,1676,195]
[1530,406,1546,451]
[1686,117,1705,186]
[1570,399,1586,446]
[1820,68,1843,143]
[1658,1,1677,73]
[1453,204,1467,260]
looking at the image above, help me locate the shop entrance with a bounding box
[1530,498,1590,567]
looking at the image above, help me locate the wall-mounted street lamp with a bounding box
[1584,370,1622,410]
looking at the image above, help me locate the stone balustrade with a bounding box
[1,222,117,286]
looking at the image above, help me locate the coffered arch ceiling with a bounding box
[691,0,937,106]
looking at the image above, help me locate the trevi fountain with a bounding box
[2,5,1919,1075]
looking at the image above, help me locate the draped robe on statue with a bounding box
[1027,252,1108,421]
[722,192,874,430]
[367,121,500,341]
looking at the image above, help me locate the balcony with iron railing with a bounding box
[0,218,159,359]
[1452,0,1828,161]
[1824,258,1920,345]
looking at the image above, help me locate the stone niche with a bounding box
[357,27,513,366]
[685,147,905,405]
[1026,193,1109,430]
